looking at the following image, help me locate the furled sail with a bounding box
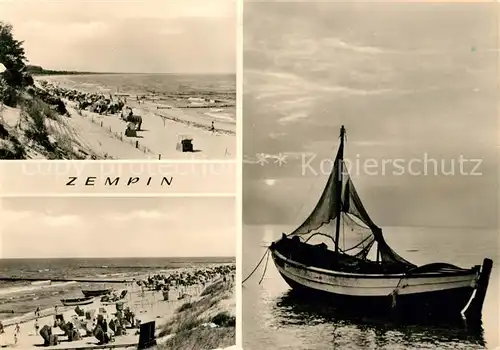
[288,128,415,268]
[289,145,342,236]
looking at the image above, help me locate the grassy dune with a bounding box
[157,279,235,350]
[0,95,84,159]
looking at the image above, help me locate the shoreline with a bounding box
[36,75,236,134]
[0,263,233,322]
[0,264,235,349]
[0,76,235,160]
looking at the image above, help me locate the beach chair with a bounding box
[116,302,124,312]
[125,123,137,137]
[176,135,194,152]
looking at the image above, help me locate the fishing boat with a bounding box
[60,297,94,307]
[81,288,113,297]
[269,125,493,319]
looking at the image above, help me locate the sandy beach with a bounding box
[0,76,235,160]
[0,265,235,349]
[41,76,235,160]
[0,198,236,349]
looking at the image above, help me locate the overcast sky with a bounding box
[243,2,498,228]
[0,0,235,73]
[0,197,235,258]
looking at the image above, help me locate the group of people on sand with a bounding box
[136,264,235,294]
[0,303,64,346]
[0,317,25,346]
[0,265,234,347]
[38,81,127,116]
[38,81,145,133]
[37,80,221,136]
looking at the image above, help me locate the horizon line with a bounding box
[243,223,496,230]
[30,68,236,76]
[0,256,236,260]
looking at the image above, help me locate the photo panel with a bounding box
[0,0,236,161]
[0,196,236,349]
[242,1,499,349]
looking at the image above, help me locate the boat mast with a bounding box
[334,125,346,257]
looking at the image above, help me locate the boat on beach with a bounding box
[81,288,113,297]
[269,125,493,319]
[60,296,95,306]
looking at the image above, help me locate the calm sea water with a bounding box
[243,225,499,350]
[39,73,236,103]
[0,257,233,321]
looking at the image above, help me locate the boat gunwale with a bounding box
[81,288,113,295]
[271,248,478,279]
[60,296,94,303]
[60,299,95,306]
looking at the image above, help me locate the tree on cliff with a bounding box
[0,21,33,105]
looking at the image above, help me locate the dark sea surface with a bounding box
[243,225,499,350]
[0,257,234,321]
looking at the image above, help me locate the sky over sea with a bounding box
[243,1,499,228]
[0,197,235,259]
[0,0,236,73]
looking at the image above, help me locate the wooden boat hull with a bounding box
[271,249,479,316]
[82,289,113,297]
[60,297,94,306]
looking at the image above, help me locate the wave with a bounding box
[204,112,235,122]
[0,281,77,297]
[31,280,51,286]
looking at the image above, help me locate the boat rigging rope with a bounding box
[389,266,429,308]
[389,275,406,308]
[259,249,271,284]
[389,262,466,305]
[342,213,345,251]
[242,248,270,285]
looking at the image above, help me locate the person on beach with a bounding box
[210,121,215,133]
[35,306,40,318]
[14,323,20,344]
[34,318,39,335]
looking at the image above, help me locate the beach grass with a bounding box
[22,98,53,148]
[0,90,82,159]
[162,326,235,350]
[157,279,235,350]
[20,97,82,159]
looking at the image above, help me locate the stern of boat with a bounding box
[463,258,493,320]
[470,264,482,288]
